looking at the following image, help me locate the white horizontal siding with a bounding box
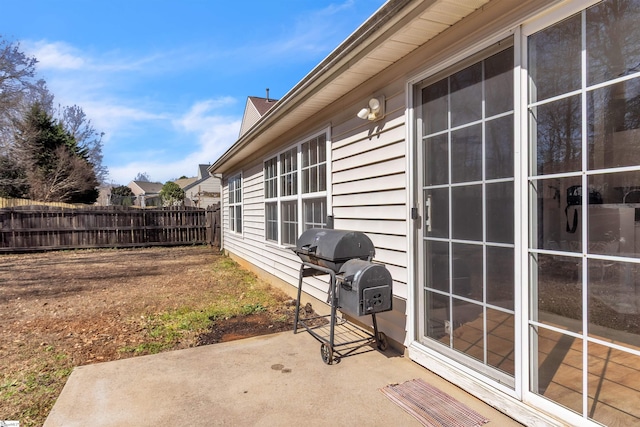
[333,173,405,195]
[241,163,265,243]
[329,84,410,316]
[333,157,405,184]
[334,218,406,236]
[333,189,406,206]
[221,56,412,348]
[221,160,339,308]
[332,121,405,159]
[332,104,406,150]
[333,142,405,174]
[332,205,405,220]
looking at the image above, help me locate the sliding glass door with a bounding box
[418,42,516,385]
[526,1,640,424]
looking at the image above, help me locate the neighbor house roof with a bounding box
[128,181,163,196]
[250,96,277,116]
[210,0,490,175]
[174,177,197,189]
[197,164,210,179]
[238,96,278,137]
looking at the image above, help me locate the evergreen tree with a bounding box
[0,153,28,197]
[12,104,99,203]
[110,185,135,206]
[160,181,185,206]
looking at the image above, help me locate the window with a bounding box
[264,131,329,245]
[280,148,297,197]
[264,158,278,241]
[228,174,242,233]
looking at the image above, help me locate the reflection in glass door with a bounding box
[418,42,516,385]
[527,1,640,424]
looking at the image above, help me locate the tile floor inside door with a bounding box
[448,312,640,426]
[537,326,640,426]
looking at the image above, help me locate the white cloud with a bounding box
[27,41,86,70]
[19,40,173,146]
[172,98,242,171]
[25,39,166,73]
[80,101,169,143]
[174,98,237,131]
[20,39,240,186]
[106,99,241,184]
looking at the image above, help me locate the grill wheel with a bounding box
[377,332,388,351]
[320,343,334,365]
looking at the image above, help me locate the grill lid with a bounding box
[294,228,375,271]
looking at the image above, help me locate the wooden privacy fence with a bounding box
[0,204,221,253]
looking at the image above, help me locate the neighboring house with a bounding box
[209,1,640,426]
[238,93,278,137]
[95,185,113,206]
[127,181,163,208]
[182,164,221,208]
[174,177,197,190]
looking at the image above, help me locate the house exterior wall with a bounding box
[185,177,221,208]
[216,1,640,425]
[218,0,537,351]
[218,0,546,415]
[221,74,411,346]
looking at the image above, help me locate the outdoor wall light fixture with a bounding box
[357,96,384,121]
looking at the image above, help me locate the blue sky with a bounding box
[1,0,385,185]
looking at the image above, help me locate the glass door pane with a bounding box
[419,42,515,385]
[527,2,640,424]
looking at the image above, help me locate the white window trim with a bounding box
[263,126,332,247]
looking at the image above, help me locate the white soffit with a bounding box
[305,0,489,112]
[304,0,491,116]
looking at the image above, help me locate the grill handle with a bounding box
[298,244,317,255]
[341,274,354,291]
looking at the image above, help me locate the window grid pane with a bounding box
[420,44,515,385]
[281,148,298,197]
[304,198,326,230]
[264,157,278,199]
[301,135,326,193]
[228,175,242,233]
[528,3,640,424]
[265,202,278,241]
[229,206,235,231]
[235,206,242,233]
[281,201,298,245]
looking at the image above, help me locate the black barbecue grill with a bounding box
[293,228,393,364]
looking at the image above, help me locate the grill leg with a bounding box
[372,313,379,344]
[328,270,337,355]
[293,264,305,334]
[371,314,388,351]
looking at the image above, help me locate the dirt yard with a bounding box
[0,245,313,425]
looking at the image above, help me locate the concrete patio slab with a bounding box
[44,330,523,426]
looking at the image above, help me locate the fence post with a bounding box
[206,203,221,248]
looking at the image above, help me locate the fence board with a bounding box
[0,204,220,252]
